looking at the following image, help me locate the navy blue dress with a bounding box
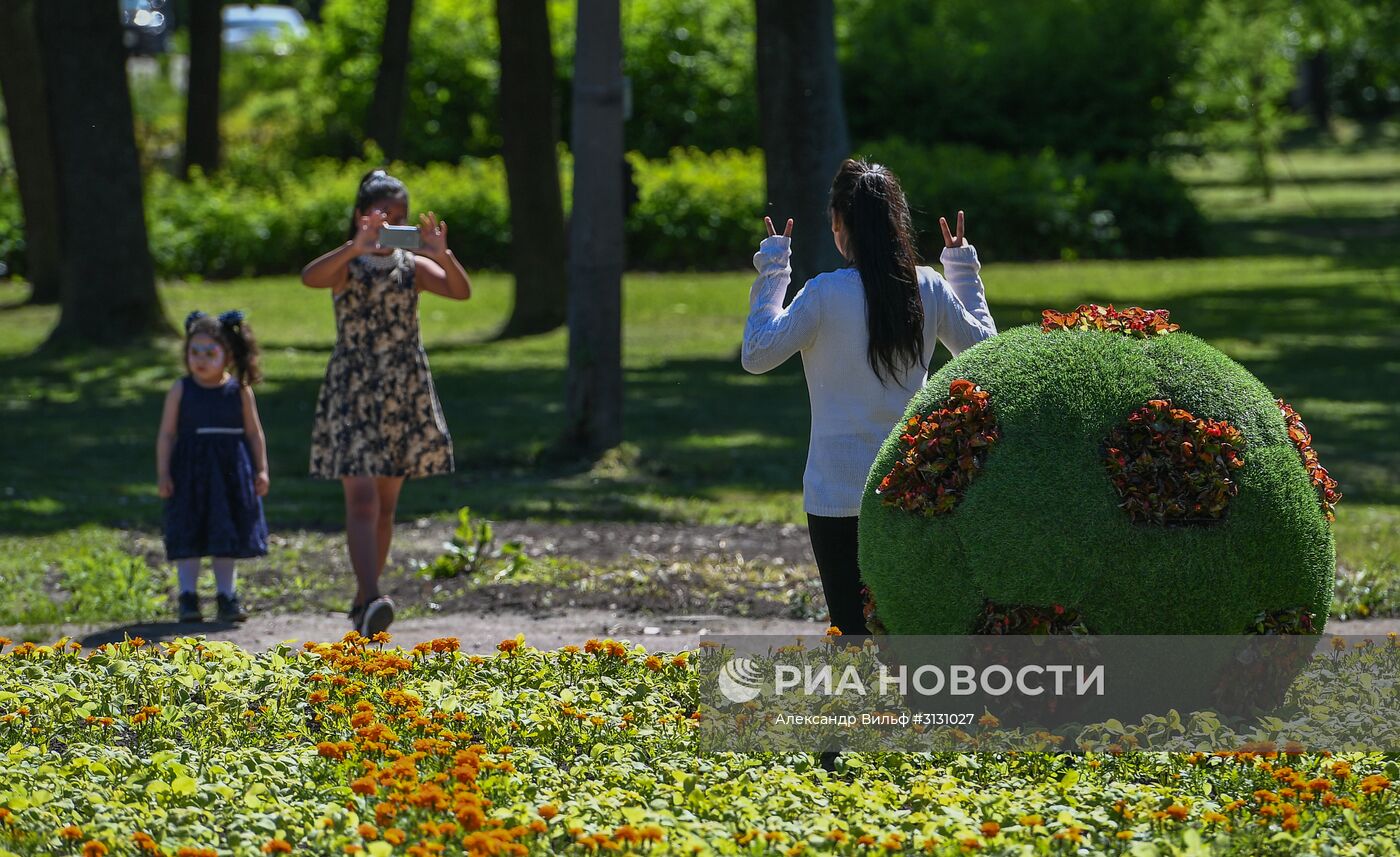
[163,376,269,560]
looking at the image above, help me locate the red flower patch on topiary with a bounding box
[1277,399,1341,523]
[1102,400,1246,525]
[860,585,887,636]
[1248,607,1317,635]
[1041,303,1180,338]
[877,379,1001,516]
[973,601,1092,635]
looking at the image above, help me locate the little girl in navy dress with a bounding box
[155,310,270,623]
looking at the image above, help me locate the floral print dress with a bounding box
[309,249,454,478]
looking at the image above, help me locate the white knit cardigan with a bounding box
[742,236,997,516]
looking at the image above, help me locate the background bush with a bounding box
[0,145,1206,280]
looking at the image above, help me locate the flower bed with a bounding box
[2,635,1399,856]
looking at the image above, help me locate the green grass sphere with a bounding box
[858,324,1335,635]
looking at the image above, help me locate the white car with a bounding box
[222,4,310,53]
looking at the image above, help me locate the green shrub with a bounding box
[859,322,1335,635]
[862,139,1208,262]
[841,0,1201,162]
[0,146,1205,280]
[625,148,764,270]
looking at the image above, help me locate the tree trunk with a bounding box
[495,0,568,339]
[563,0,624,455]
[754,0,849,303]
[36,0,167,345]
[368,0,414,162]
[0,0,62,305]
[1302,49,1331,135]
[183,0,223,177]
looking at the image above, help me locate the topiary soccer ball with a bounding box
[858,305,1340,636]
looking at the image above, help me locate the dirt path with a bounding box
[13,611,1396,656]
[9,521,1394,653]
[40,607,828,653]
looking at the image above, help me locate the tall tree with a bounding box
[36,0,166,344]
[754,0,849,301]
[563,0,625,454]
[183,0,224,177]
[0,0,62,305]
[367,0,415,162]
[495,0,568,339]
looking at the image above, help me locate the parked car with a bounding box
[223,4,310,54]
[120,0,170,55]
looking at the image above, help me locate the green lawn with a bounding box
[0,143,1396,621]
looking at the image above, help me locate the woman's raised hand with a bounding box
[939,210,967,248]
[352,209,389,252]
[764,216,794,239]
[418,211,448,256]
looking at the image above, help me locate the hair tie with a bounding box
[184,310,207,333]
[218,309,245,328]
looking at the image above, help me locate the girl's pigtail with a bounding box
[218,310,262,386]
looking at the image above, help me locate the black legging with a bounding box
[807,514,872,636]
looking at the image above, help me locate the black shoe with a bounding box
[818,750,840,773]
[360,596,395,637]
[178,592,203,624]
[216,592,249,623]
[348,601,366,629]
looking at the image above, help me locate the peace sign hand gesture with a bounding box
[939,210,967,248]
[764,216,794,239]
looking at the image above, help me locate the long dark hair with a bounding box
[184,310,262,386]
[347,169,409,240]
[828,158,925,387]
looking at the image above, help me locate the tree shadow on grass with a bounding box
[2,275,1393,534]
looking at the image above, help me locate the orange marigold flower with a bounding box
[262,839,293,854]
[497,638,519,653]
[1165,803,1189,821]
[977,712,1000,728]
[384,828,406,845]
[1360,775,1391,795]
[350,777,378,795]
[1281,817,1300,832]
[538,804,559,820]
[645,655,663,671]
[979,821,1000,837]
[358,824,378,840]
[317,741,344,760]
[82,842,109,857]
[60,826,84,840]
[132,832,160,854]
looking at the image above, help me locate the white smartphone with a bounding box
[378,224,422,250]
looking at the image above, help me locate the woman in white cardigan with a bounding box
[743,158,997,635]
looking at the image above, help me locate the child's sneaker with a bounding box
[216,592,249,623]
[178,592,203,623]
[359,596,395,637]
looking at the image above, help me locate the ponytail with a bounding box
[184,310,262,386]
[828,158,925,387]
[348,168,410,240]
